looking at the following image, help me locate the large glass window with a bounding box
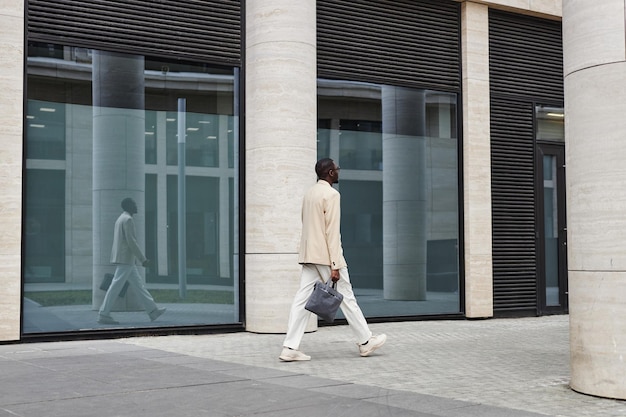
[318,79,460,317]
[23,43,240,334]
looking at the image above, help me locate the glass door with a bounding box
[537,143,568,313]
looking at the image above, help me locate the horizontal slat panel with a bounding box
[489,11,563,314]
[489,10,563,102]
[491,98,537,312]
[317,0,460,90]
[28,0,241,64]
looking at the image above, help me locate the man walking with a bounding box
[280,158,386,361]
[98,197,166,325]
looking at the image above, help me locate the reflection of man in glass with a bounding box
[98,197,166,325]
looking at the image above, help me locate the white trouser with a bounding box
[283,264,372,349]
[99,264,158,316]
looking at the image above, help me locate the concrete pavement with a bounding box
[1,315,625,416]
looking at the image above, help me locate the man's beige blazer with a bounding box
[110,211,147,265]
[298,180,347,269]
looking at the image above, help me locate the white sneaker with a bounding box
[358,334,387,357]
[279,347,311,362]
[149,308,166,322]
[97,314,119,325]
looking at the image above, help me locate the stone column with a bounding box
[92,51,146,311]
[382,86,428,300]
[245,1,317,332]
[461,2,493,318]
[0,1,25,342]
[563,0,626,400]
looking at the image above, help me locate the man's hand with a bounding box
[330,269,340,282]
[142,259,150,267]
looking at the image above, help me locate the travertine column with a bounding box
[0,1,24,341]
[382,87,428,300]
[461,2,493,318]
[92,51,146,311]
[563,0,626,400]
[245,1,317,332]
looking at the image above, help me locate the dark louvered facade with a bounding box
[489,10,564,314]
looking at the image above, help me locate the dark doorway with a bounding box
[536,143,568,314]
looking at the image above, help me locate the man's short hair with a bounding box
[315,158,334,179]
[121,197,135,212]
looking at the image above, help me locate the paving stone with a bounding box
[2,316,626,417]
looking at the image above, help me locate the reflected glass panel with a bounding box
[24,170,65,283]
[23,42,240,334]
[536,105,564,141]
[543,155,560,306]
[26,100,66,160]
[318,79,460,317]
[339,120,382,170]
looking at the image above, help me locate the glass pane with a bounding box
[26,100,66,160]
[536,105,564,142]
[23,42,240,334]
[339,120,382,170]
[165,112,222,167]
[24,170,65,283]
[317,119,331,158]
[318,79,460,317]
[543,155,560,306]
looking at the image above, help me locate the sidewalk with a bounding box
[1,315,625,416]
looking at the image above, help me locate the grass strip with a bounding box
[25,289,234,307]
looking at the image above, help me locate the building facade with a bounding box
[1,0,565,338]
[6,0,625,401]
[14,0,626,400]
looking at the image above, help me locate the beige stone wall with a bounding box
[461,2,494,318]
[458,0,561,18]
[0,0,24,342]
[244,0,318,333]
[563,0,626,400]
